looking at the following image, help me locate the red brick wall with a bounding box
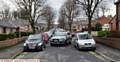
[94,37,120,50]
[0,37,25,48]
[110,17,116,31]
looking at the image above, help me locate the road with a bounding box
[14,43,120,62]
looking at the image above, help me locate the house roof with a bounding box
[97,16,111,25]
[109,15,116,23]
[0,19,29,28]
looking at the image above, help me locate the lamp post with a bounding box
[15,7,21,40]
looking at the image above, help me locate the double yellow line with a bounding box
[89,51,117,62]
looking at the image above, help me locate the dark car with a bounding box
[23,34,46,51]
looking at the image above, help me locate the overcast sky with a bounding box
[0,0,116,16]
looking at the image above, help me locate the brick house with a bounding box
[0,19,32,34]
[72,18,88,31]
[115,0,120,31]
[96,16,111,31]
[109,16,117,31]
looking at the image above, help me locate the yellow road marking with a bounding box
[89,51,106,61]
[15,52,28,59]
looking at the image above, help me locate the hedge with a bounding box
[98,31,110,37]
[14,32,34,37]
[0,32,33,41]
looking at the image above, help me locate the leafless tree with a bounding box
[62,0,79,32]
[76,0,103,34]
[41,5,55,31]
[16,0,46,33]
[99,1,110,16]
[58,8,67,29]
[93,8,100,19]
[1,7,10,20]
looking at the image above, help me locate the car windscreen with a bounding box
[28,38,42,42]
[54,32,67,36]
[27,35,42,42]
[78,34,92,39]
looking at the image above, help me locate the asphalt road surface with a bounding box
[14,43,120,62]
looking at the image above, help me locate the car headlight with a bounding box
[38,43,42,46]
[24,43,27,46]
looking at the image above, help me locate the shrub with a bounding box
[0,34,8,41]
[0,32,33,41]
[0,34,16,41]
[15,32,34,37]
[98,31,110,37]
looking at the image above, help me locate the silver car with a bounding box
[73,32,96,50]
[23,34,46,51]
[50,32,70,46]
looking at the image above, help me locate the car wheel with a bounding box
[76,44,80,50]
[50,43,54,46]
[92,48,96,51]
[41,45,45,51]
[23,47,27,52]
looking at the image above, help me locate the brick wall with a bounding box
[94,37,120,50]
[0,37,26,48]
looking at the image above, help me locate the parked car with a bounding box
[73,32,96,50]
[50,32,71,46]
[42,33,49,44]
[45,29,56,39]
[23,34,46,51]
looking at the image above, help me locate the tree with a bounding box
[99,1,110,16]
[95,22,102,31]
[41,5,55,31]
[76,0,103,34]
[62,0,79,32]
[1,7,10,20]
[16,0,46,33]
[12,10,18,19]
[58,8,67,29]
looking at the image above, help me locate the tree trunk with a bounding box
[88,17,92,34]
[30,20,36,33]
[68,22,72,32]
[47,20,51,31]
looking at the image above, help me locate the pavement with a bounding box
[0,42,23,59]
[95,44,120,62]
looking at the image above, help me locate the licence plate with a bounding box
[29,44,36,49]
[85,45,92,47]
[54,40,58,42]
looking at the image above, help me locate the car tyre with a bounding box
[23,47,27,52]
[92,48,96,51]
[50,43,54,46]
[41,45,45,51]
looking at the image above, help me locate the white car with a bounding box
[73,32,96,50]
